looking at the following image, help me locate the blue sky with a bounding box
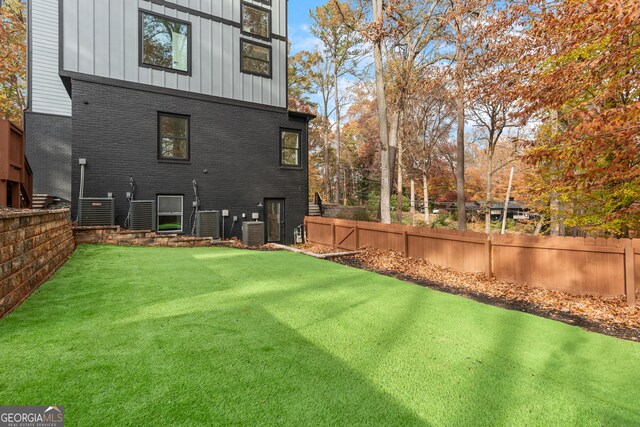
[288,0,326,54]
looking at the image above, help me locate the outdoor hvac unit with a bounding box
[242,221,265,246]
[196,210,220,239]
[130,200,156,231]
[78,198,115,226]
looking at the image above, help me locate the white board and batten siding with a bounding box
[60,0,288,109]
[30,1,72,117]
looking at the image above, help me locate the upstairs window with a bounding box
[158,113,190,161]
[280,130,301,167]
[241,39,271,78]
[141,11,191,74]
[242,2,271,40]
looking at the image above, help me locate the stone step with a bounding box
[308,204,322,216]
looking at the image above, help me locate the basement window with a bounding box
[241,39,272,78]
[157,195,183,233]
[241,2,271,40]
[140,11,191,74]
[158,113,190,161]
[280,129,301,167]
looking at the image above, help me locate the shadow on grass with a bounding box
[0,304,428,426]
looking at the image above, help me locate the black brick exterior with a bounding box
[24,112,72,201]
[70,79,308,244]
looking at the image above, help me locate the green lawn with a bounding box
[1,245,639,425]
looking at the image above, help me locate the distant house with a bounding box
[25,0,313,244]
[433,200,532,221]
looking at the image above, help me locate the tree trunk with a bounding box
[372,0,391,224]
[410,179,415,226]
[334,69,341,205]
[423,172,430,224]
[454,2,467,232]
[550,192,560,236]
[388,108,400,203]
[485,154,492,235]
[396,136,404,223]
[456,91,466,231]
[323,127,331,201]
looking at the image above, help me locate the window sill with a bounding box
[158,159,191,165]
[279,165,303,170]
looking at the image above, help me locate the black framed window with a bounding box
[158,113,190,161]
[157,195,184,233]
[241,2,271,40]
[241,39,272,78]
[280,130,301,167]
[140,11,191,74]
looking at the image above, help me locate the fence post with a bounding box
[485,238,492,279]
[403,231,408,257]
[355,224,360,249]
[625,244,636,307]
[331,223,336,248]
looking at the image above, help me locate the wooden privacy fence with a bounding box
[304,217,638,306]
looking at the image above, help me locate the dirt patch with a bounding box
[293,243,342,254]
[333,249,640,342]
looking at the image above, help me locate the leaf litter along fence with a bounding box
[304,217,637,306]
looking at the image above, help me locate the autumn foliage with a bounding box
[515,0,640,233]
[0,0,26,126]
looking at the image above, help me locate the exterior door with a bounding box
[265,199,285,243]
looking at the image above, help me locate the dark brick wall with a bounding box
[70,79,308,244]
[24,112,72,200]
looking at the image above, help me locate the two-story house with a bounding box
[25,0,312,244]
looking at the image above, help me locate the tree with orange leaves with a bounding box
[0,0,26,126]
[513,0,640,234]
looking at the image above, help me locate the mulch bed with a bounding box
[330,248,640,342]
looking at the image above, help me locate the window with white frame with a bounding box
[157,195,183,232]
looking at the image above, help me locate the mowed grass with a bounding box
[1,245,639,425]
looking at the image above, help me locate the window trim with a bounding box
[241,1,272,42]
[157,112,191,162]
[157,194,184,233]
[280,128,302,168]
[240,38,273,79]
[139,9,193,76]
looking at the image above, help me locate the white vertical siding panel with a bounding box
[63,0,78,72]
[109,0,125,80]
[124,1,139,82]
[177,10,191,92]
[222,0,233,21]
[282,0,287,37]
[77,0,95,75]
[232,0,240,22]
[94,0,111,77]
[211,0,221,17]
[270,41,279,107]
[252,75,262,105]
[212,23,223,97]
[31,0,71,116]
[271,0,280,37]
[222,25,233,99]
[243,74,252,103]
[232,28,242,100]
[200,19,212,95]
[201,0,211,15]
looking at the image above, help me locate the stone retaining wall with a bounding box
[73,226,214,247]
[0,209,75,317]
